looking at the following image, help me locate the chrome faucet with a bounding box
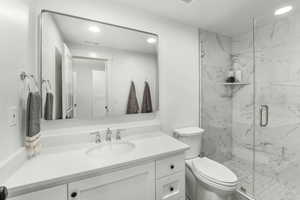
[105,128,112,142]
[90,131,102,143]
[116,129,125,140]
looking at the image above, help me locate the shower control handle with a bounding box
[260,105,269,127]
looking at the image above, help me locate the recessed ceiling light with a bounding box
[147,37,157,44]
[89,52,97,58]
[274,5,293,16]
[89,26,100,33]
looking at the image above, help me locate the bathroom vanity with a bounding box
[0,6,186,200]
[4,129,188,200]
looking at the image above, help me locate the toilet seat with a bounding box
[186,157,238,191]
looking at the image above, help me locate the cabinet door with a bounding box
[156,172,185,200]
[68,162,155,200]
[8,185,67,200]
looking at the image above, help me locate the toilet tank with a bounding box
[174,127,204,159]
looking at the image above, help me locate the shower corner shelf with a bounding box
[222,82,250,97]
[223,82,250,86]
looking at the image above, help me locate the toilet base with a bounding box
[186,166,234,200]
[196,183,233,200]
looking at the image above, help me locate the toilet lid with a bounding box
[191,157,238,185]
[174,127,204,137]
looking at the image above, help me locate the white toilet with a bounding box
[174,127,238,200]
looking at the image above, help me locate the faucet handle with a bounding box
[116,129,126,140]
[105,128,112,142]
[90,131,101,143]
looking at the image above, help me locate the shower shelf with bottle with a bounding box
[222,82,250,97]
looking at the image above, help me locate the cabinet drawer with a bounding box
[156,154,185,179]
[156,172,185,200]
[8,185,67,200]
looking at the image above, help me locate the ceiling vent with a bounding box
[180,0,193,3]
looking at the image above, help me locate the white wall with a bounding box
[70,44,158,116]
[31,0,199,134]
[0,0,32,162]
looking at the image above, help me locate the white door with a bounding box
[68,163,155,200]
[92,70,107,118]
[62,44,73,118]
[72,72,77,118]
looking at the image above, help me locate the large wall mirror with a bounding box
[40,11,159,124]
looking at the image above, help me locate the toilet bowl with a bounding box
[174,127,238,200]
[186,157,238,200]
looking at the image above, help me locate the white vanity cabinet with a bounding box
[155,154,185,200]
[7,153,185,200]
[8,185,67,200]
[68,162,155,200]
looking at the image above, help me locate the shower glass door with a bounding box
[200,21,256,197]
[253,9,300,200]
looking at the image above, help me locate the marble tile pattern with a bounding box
[200,30,233,162]
[224,156,300,200]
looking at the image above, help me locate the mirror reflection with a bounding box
[41,11,159,121]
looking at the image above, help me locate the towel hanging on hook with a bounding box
[21,72,38,93]
[28,76,39,93]
[42,79,52,93]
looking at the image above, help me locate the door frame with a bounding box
[72,55,111,118]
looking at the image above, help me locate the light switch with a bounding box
[8,106,17,127]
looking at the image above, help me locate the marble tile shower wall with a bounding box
[200,30,233,162]
[231,30,254,162]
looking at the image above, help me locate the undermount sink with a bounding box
[86,141,135,157]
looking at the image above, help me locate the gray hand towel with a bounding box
[26,92,41,137]
[44,92,53,120]
[141,81,153,113]
[126,81,139,114]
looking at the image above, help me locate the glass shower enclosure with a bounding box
[200,7,300,200]
[253,9,300,200]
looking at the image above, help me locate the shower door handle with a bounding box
[259,105,269,127]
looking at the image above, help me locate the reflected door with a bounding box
[92,69,107,118]
[54,48,63,119]
[73,72,78,118]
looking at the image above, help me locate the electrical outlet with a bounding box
[8,106,17,127]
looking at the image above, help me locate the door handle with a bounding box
[259,105,269,127]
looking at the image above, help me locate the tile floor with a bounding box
[224,157,300,200]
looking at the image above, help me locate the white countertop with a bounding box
[4,132,188,197]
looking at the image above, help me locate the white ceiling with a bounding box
[52,13,158,54]
[109,0,300,36]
